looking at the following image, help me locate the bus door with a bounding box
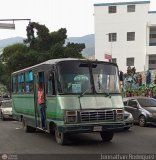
[34,72,47,129]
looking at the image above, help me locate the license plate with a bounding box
[93,126,102,131]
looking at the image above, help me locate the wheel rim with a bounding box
[56,130,61,139]
[139,117,145,126]
[55,127,62,144]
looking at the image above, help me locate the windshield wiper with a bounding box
[97,81,111,98]
[78,88,91,110]
[79,88,90,98]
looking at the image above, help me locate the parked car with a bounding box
[123,97,156,127]
[124,110,133,130]
[0,99,12,120]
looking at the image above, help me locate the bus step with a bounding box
[36,127,49,132]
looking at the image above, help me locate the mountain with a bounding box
[66,34,95,58]
[0,34,95,57]
[0,37,24,48]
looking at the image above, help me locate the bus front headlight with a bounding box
[65,111,77,123]
[116,109,124,121]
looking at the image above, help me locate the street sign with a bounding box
[0,23,15,29]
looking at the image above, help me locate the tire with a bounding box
[1,113,5,121]
[139,115,146,127]
[55,126,67,145]
[22,118,36,133]
[49,123,55,135]
[100,131,114,142]
[124,127,130,130]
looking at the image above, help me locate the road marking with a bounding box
[15,128,21,130]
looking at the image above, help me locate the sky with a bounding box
[0,0,156,40]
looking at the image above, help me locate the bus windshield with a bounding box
[57,61,120,94]
[92,63,120,94]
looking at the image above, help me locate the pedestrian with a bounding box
[38,82,47,130]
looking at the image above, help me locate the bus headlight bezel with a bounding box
[116,109,124,121]
[65,110,77,123]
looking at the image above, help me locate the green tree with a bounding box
[2,43,28,62]
[50,28,67,46]
[49,43,65,59]
[65,42,85,58]
[24,22,84,59]
[1,44,29,74]
[0,62,5,83]
[25,22,51,51]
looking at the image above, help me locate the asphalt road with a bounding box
[0,120,156,159]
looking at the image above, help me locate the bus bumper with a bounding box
[58,122,125,134]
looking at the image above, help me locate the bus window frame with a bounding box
[45,70,56,97]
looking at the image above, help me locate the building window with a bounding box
[109,33,117,42]
[127,32,135,41]
[149,60,156,65]
[108,6,116,13]
[127,57,134,66]
[150,34,156,38]
[127,5,135,12]
[112,58,117,63]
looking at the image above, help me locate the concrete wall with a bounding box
[94,2,151,72]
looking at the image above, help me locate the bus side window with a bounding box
[25,71,34,93]
[18,74,25,93]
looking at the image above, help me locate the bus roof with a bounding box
[12,58,78,74]
[12,58,117,75]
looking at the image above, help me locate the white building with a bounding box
[94,0,156,72]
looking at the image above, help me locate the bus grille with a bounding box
[80,110,115,122]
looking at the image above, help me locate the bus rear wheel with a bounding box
[54,126,67,145]
[100,131,114,142]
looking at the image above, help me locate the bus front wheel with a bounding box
[54,126,67,145]
[100,131,114,142]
